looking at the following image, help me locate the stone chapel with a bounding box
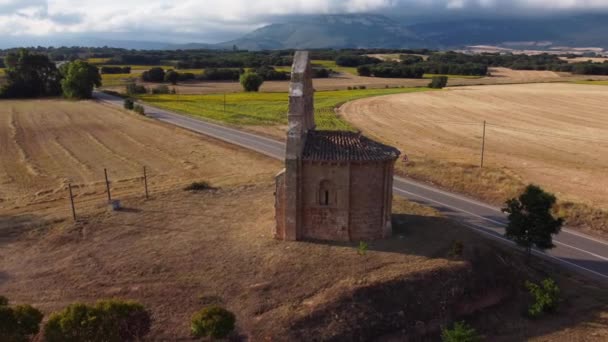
[274,51,401,242]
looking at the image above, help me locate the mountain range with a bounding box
[5,14,608,51]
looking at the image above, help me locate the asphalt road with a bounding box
[95,91,608,282]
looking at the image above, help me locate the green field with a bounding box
[575,80,608,86]
[138,87,432,129]
[101,73,138,87]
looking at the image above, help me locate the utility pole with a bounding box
[480,120,486,168]
[68,183,76,221]
[104,168,112,202]
[143,166,149,199]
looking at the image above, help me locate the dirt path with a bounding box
[340,83,608,209]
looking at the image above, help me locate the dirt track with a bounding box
[340,83,608,208]
[0,100,279,217]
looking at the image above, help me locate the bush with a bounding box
[151,84,170,94]
[429,76,448,89]
[125,82,147,95]
[441,321,482,342]
[0,296,44,342]
[100,66,131,74]
[358,85,367,90]
[191,306,235,339]
[200,68,242,81]
[448,240,464,258]
[240,72,264,92]
[133,105,145,116]
[141,67,165,83]
[184,181,213,191]
[123,98,134,110]
[44,299,151,342]
[526,278,560,318]
[357,241,368,256]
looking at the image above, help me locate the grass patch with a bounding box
[0,68,5,76]
[138,87,431,129]
[87,58,112,65]
[574,80,608,86]
[101,73,138,87]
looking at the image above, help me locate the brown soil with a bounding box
[0,99,280,220]
[340,83,608,236]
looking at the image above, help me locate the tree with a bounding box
[1,49,62,98]
[164,70,179,85]
[141,67,165,82]
[60,60,102,99]
[502,185,563,259]
[429,76,448,89]
[240,72,264,92]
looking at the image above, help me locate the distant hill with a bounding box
[211,14,608,51]
[217,14,430,50]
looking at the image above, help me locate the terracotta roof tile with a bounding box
[302,130,400,162]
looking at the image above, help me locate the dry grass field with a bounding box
[102,67,608,95]
[2,181,607,340]
[0,99,279,219]
[341,83,608,235]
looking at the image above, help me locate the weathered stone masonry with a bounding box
[275,51,400,242]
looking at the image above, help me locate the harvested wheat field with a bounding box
[341,83,608,212]
[1,181,606,340]
[0,99,279,218]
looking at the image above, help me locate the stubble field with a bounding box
[341,83,608,230]
[0,99,279,218]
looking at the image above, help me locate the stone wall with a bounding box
[301,162,350,241]
[349,162,389,241]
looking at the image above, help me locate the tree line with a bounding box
[1,50,101,99]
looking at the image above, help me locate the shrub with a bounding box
[123,99,134,110]
[357,241,368,256]
[525,278,560,318]
[184,181,213,191]
[0,296,44,342]
[44,299,151,342]
[240,72,264,92]
[347,86,352,90]
[191,306,235,339]
[133,105,145,116]
[125,82,147,95]
[448,240,464,258]
[358,85,367,90]
[151,84,170,94]
[441,321,482,342]
[429,75,448,89]
[100,66,131,74]
[200,68,241,81]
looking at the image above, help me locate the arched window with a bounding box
[319,180,336,206]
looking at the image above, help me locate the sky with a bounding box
[1,0,608,46]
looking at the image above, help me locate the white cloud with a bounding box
[1,0,608,40]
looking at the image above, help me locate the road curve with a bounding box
[95,91,608,282]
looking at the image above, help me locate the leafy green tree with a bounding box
[191,306,235,339]
[142,67,165,82]
[1,49,62,98]
[60,60,102,99]
[239,72,264,92]
[441,321,482,342]
[164,70,179,85]
[502,185,563,259]
[0,296,44,342]
[123,99,134,110]
[429,76,448,89]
